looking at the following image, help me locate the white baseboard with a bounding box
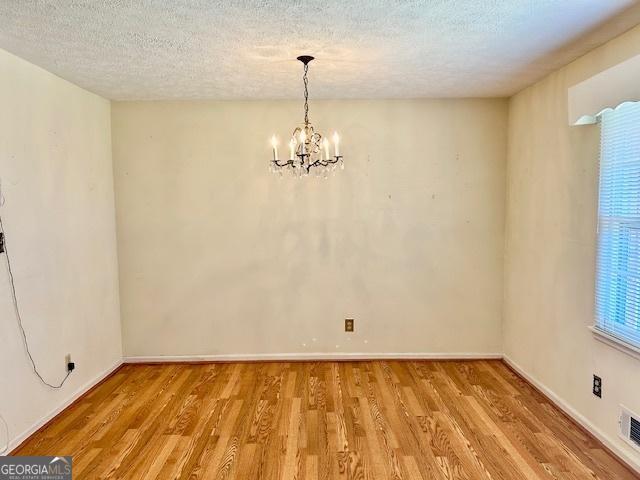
[503,355,640,474]
[3,359,123,455]
[124,352,503,363]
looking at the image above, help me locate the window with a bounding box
[595,101,640,349]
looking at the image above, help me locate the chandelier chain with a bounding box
[303,63,309,126]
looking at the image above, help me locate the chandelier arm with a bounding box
[308,159,321,169]
[273,159,294,167]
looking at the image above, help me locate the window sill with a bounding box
[589,325,640,361]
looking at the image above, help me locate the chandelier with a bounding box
[269,55,343,176]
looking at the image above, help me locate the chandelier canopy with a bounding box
[270,56,343,176]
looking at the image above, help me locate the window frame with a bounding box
[590,325,640,361]
[591,101,640,360]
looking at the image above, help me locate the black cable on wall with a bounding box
[0,211,72,389]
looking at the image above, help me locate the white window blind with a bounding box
[595,101,640,348]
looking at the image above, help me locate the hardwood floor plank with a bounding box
[141,434,181,480]
[11,361,638,479]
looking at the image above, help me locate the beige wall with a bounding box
[0,49,122,451]
[504,24,640,469]
[112,99,507,358]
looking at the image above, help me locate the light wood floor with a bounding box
[13,361,638,479]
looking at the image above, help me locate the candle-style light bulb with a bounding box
[333,132,340,157]
[271,135,278,161]
[323,138,330,161]
[300,130,307,154]
[289,137,296,160]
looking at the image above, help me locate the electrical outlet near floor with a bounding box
[65,353,75,372]
[345,318,354,332]
[593,374,602,398]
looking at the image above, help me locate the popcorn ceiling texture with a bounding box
[0,0,639,100]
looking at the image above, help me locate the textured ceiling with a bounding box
[1,1,640,100]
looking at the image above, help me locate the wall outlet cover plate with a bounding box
[593,374,602,398]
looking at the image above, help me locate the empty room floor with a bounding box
[13,361,636,479]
